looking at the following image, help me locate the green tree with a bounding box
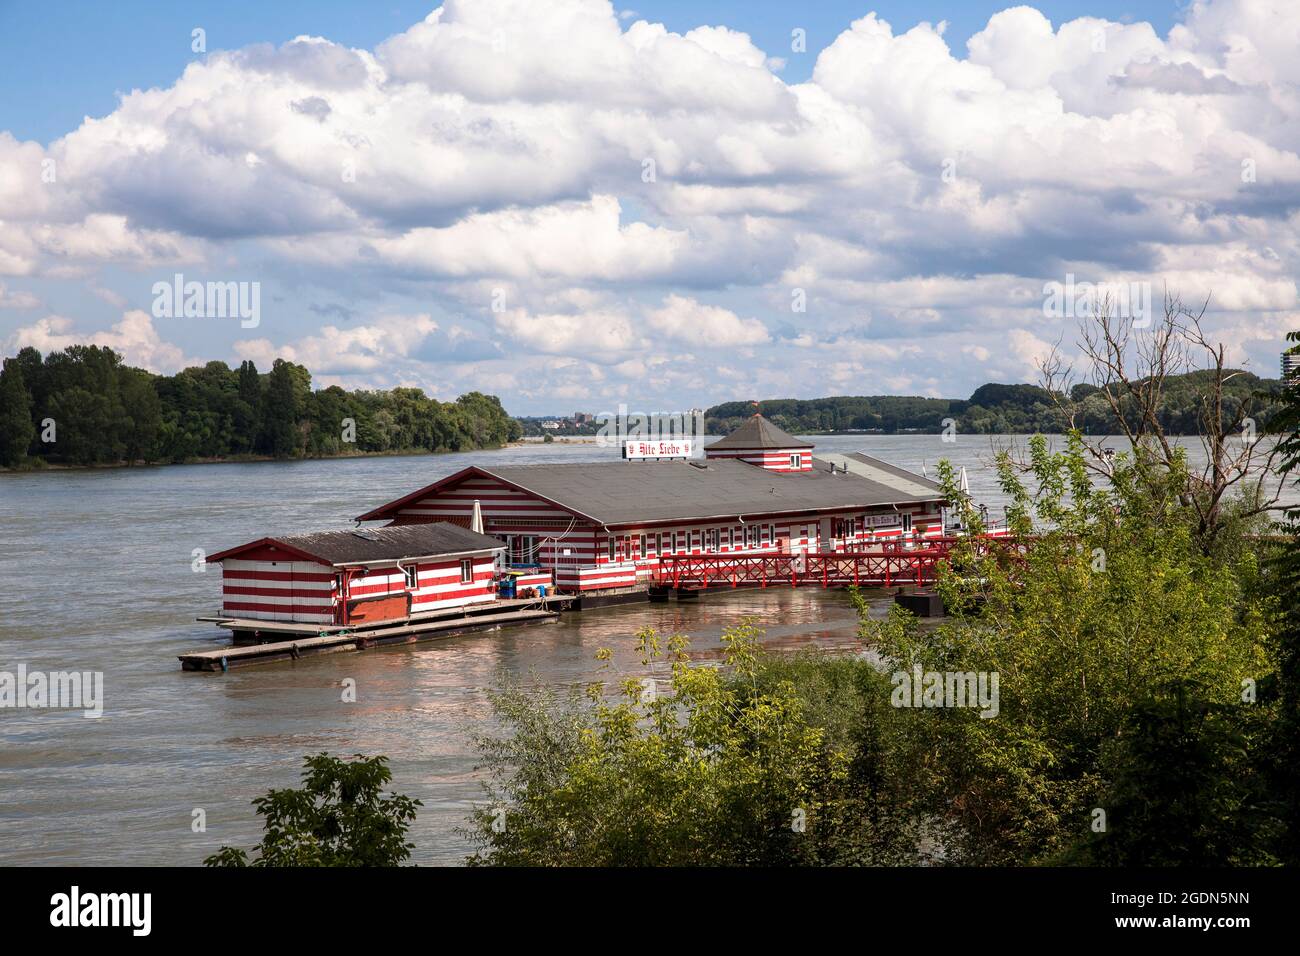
[260,359,303,458]
[1266,329,1300,865]
[466,622,851,866]
[0,357,34,466]
[205,754,421,867]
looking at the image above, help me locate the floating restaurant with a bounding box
[188,415,958,669]
[356,414,949,599]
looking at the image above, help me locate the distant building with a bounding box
[1284,350,1300,381]
[541,420,561,430]
[573,412,593,424]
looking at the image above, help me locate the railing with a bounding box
[654,536,1020,590]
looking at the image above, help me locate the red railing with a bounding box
[653,537,1017,590]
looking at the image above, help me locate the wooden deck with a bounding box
[183,595,575,672]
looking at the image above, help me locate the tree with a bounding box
[465,622,854,866]
[1266,328,1300,865]
[865,434,1276,865]
[1064,681,1277,866]
[1036,291,1284,552]
[0,357,34,466]
[205,754,421,867]
[260,359,302,458]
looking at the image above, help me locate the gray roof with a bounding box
[470,455,943,526]
[819,452,945,498]
[704,415,814,451]
[216,523,504,566]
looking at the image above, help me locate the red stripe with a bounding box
[223,585,335,599]
[222,600,336,617]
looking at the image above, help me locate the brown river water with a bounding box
[0,434,1281,865]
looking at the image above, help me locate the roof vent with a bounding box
[688,461,709,470]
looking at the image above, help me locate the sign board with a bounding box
[862,513,903,528]
[624,439,697,460]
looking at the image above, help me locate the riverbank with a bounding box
[0,443,521,474]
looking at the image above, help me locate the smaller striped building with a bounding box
[207,523,506,625]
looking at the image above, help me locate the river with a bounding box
[0,433,1286,865]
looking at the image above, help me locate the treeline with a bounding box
[707,371,1285,435]
[0,345,521,468]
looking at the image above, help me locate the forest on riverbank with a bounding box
[0,345,521,468]
[706,372,1285,436]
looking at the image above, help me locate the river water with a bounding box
[0,433,1286,865]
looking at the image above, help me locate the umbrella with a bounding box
[471,499,484,534]
[958,466,970,496]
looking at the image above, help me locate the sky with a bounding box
[0,0,1295,415]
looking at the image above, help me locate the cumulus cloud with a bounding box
[646,294,770,346]
[8,311,200,373]
[0,283,40,309]
[234,313,441,375]
[1,0,1299,407]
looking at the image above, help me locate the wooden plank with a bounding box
[180,608,559,671]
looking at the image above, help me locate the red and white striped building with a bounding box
[356,415,949,595]
[207,523,506,625]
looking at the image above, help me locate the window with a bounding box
[902,513,913,533]
[760,525,770,546]
[608,536,617,562]
[403,564,418,589]
[639,533,647,557]
[507,535,538,565]
[728,527,735,549]
[653,532,661,555]
[460,558,473,584]
[790,453,802,469]
[672,532,681,553]
[707,529,719,551]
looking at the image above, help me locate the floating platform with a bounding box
[182,597,571,671]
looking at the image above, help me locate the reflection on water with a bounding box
[0,434,1283,865]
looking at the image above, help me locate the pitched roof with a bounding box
[704,414,814,451]
[358,455,944,527]
[818,452,945,498]
[209,523,505,566]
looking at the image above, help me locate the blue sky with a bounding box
[0,0,1294,415]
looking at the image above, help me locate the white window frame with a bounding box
[459,558,473,584]
[608,536,617,562]
[403,564,419,590]
[902,513,913,533]
[790,453,801,469]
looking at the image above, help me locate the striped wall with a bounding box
[347,556,496,616]
[704,447,814,472]
[220,552,497,624]
[221,557,337,624]
[377,470,945,594]
[391,474,576,525]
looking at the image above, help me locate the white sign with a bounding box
[624,439,697,460]
[862,513,903,528]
